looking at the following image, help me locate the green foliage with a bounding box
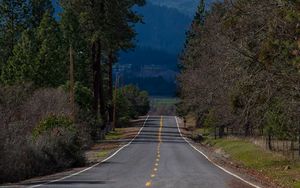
[121,85,150,117]
[207,138,300,188]
[193,0,206,27]
[0,0,30,64]
[62,82,93,111]
[265,100,291,140]
[29,0,54,28]
[33,115,74,138]
[0,0,146,183]
[115,85,150,127]
[178,0,300,143]
[1,12,66,87]
[1,30,37,84]
[203,109,217,132]
[35,12,66,87]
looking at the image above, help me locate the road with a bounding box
[28,116,257,188]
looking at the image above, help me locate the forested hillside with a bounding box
[134,3,191,54]
[178,0,300,157]
[118,2,193,96]
[149,0,214,17]
[0,0,149,183]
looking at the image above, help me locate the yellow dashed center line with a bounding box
[145,181,152,187]
[145,116,163,187]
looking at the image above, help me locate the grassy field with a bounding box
[150,97,179,107]
[105,128,124,140]
[203,137,300,188]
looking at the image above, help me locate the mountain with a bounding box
[120,47,178,70]
[135,3,191,54]
[51,0,198,96]
[117,2,194,96]
[149,0,215,17]
[149,0,198,17]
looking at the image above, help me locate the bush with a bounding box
[33,115,74,138]
[32,126,84,173]
[203,109,218,134]
[61,82,93,111]
[0,85,88,184]
[117,116,130,127]
[117,85,150,119]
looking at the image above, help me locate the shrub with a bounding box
[117,116,130,128]
[0,85,88,184]
[32,126,84,173]
[33,115,74,138]
[203,109,217,134]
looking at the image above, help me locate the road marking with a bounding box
[145,181,152,187]
[175,116,261,188]
[145,116,164,187]
[28,116,150,188]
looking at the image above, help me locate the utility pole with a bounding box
[69,44,75,122]
[112,74,120,131]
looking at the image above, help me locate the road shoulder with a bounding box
[3,126,141,188]
[177,118,281,188]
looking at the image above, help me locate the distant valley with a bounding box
[118,1,196,96]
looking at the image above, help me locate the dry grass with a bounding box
[85,127,140,164]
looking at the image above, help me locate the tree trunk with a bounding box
[108,51,114,122]
[244,122,250,137]
[92,42,99,117]
[112,75,119,131]
[299,130,300,157]
[69,44,75,121]
[219,125,225,138]
[97,40,105,124]
[268,131,272,150]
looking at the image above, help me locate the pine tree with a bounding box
[29,0,54,28]
[1,30,37,84]
[104,0,145,122]
[193,0,206,28]
[0,0,29,69]
[60,2,82,121]
[35,12,66,87]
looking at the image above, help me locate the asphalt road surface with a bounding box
[27,116,257,188]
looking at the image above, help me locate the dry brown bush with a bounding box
[0,85,89,183]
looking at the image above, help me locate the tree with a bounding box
[1,30,37,84]
[60,0,145,125]
[104,0,145,122]
[178,0,299,148]
[0,0,29,70]
[34,12,66,87]
[29,0,54,28]
[60,2,83,121]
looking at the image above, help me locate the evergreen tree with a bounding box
[104,0,145,121]
[193,0,206,28]
[0,0,29,69]
[29,0,54,28]
[35,12,66,87]
[60,2,83,121]
[1,30,37,84]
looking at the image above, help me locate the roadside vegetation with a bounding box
[149,97,179,115]
[0,0,149,184]
[178,0,300,187]
[178,0,300,158]
[197,133,300,188]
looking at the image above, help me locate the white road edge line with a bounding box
[28,115,150,188]
[175,116,261,188]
